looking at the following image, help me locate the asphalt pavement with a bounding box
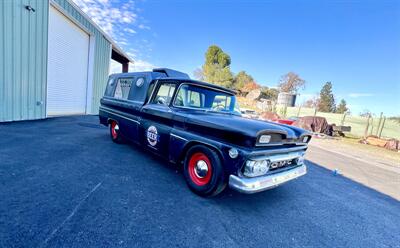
[0,116,399,248]
[306,142,400,200]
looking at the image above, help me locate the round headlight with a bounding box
[244,160,270,177]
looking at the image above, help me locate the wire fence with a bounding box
[276,106,400,139]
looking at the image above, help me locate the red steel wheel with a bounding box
[110,120,124,143]
[111,121,119,140]
[183,145,227,197]
[188,152,213,186]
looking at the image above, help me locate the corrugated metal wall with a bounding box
[0,0,112,122]
[0,0,49,121]
[53,0,111,114]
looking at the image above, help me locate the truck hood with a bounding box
[185,111,308,139]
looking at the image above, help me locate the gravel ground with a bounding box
[0,116,399,248]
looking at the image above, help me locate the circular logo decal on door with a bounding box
[146,125,158,146]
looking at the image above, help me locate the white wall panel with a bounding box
[47,6,89,116]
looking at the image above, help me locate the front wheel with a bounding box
[183,145,226,197]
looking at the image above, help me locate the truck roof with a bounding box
[110,68,236,95]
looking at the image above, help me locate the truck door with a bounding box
[139,82,176,158]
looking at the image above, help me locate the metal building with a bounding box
[0,0,132,122]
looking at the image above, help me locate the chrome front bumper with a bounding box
[229,165,307,194]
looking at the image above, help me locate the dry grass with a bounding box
[311,136,400,166]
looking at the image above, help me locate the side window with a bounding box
[189,91,201,107]
[212,95,231,110]
[152,83,176,105]
[174,84,205,108]
[114,78,133,100]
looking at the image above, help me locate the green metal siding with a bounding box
[0,0,112,121]
[53,0,111,114]
[0,0,49,121]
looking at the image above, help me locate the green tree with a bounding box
[336,99,348,114]
[318,82,336,112]
[260,87,279,101]
[278,72,305,93]
[233,71,254,91]
[202,45,234,88]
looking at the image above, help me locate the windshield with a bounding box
[174,84,240,114]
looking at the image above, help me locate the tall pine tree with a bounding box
[336,99,348,114]
[318,82,336,112]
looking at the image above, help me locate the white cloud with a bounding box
[348,93,374,98]
[123,28,137,34]
[72,0,155,73]
[109,59,156,74]
[109,60,122,74]
[129,60,156,72]
[72,0,137,37]
[138,24,150,30]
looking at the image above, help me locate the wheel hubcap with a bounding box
[188,152,212,186]
[194,160,208,178]
[111,122,119,139]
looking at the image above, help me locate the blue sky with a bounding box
[73,0,400,116]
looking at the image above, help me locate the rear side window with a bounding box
[104,78,116,96]
[114,78,133,100]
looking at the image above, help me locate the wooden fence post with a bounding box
[376,112,383,136]
[369,117,374,135]
[297,106,301,117]
[378,117,386,138]
[284,105,287,118]
[364,115,371,138]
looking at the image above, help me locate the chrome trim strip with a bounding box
[170,133,188,141]
[229,165,307,194]
[99,106,140,124]
[255,142,308,147]
[248,145,307,157]
[251,151,304,162]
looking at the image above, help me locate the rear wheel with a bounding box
[110,121,124,144]
[183,145,226,197]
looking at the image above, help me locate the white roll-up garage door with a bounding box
[47,6,89,116]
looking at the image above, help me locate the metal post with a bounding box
[297,106,301,117]
[313,108,317,117]
[364,115,371,138]
[369,117,374,135]
[122,63,129,72]
[378,117,386,138]
[376,112,383,136]
[341,113,346,126]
